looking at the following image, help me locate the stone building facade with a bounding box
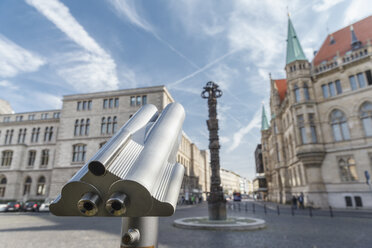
[0,85,210,202]
[262,16,372,208]
[220,168,241,195]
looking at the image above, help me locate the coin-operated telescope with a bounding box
[50,102,185,248]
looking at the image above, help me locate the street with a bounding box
[0,201,372,248]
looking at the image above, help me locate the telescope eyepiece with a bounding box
[88,161,106,176]
[77,192,101,216]
[106,192,129,216]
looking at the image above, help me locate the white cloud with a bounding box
[107,0,201,71]
[107,0,153,32]
[0,35,45,77]
[34,92,62,109]
[313,0,345,12]
[228,108,261,152]
[0,80,19,90]
[26,0,119,92]
[343,0,372,26]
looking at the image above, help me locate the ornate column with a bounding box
[201,81,226,220]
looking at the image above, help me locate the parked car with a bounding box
[39,201,51,212]
[6,202,22,212]
[23,202,39,212]
[0,204,8,212]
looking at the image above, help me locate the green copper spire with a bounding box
[261,105,270,131]
[286,17,307,64]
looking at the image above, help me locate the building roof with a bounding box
[286,17,307,64]
[261,105,270,131]
[313,15,372,66]
[274,79,287,102]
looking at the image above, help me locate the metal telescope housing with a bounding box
[50,102,185,217]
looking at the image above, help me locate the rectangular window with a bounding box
[349,75,357,90]
[3,117,10,122]
[103,99,108,109]
[53,112,60,119]
[297,115,307,144]
[365,70,372,85]
[355,196,363,207]
[335,80,342,94]
[345,196,353,207]
[309,114,317,143]
[41,149,49,166]
[357,73,366,88]
[83,101,87,110]
[328,82,336,97]
[142,95,147,105]
[114,98,119,108]
[28,114,35,120]
[88,100,92,110]
[77,101,81,110]
[41,113,48,119]
[1,151,13,166]
[72,145,86,162]
[28,151,36,166]
[322,85,329,98]
[130,96,135,106]
[109,98,114,108]
[16,116,23,122]
[136,96,141,106]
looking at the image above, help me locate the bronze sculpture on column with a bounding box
[201,81,226,220]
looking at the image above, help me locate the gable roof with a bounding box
[313,15,372,66]
[274,79,287,102]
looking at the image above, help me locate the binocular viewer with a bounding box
[50,102,185,218]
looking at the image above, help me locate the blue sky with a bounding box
[1,0,371,180]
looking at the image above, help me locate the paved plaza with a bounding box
[0,201,372,248]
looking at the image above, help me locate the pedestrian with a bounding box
[298,193,304,209]
[292,195,297,209]
[181,196,185,205]
[191,195,195,204]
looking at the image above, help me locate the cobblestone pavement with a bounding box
[0,202,371,248]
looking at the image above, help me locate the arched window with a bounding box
[304,83,310,100]
[101,117,106,134]
[294,84,301,103]
[79,119,85,136]
[85,119,90,135]
[107,117,112,134]
[360,102,372,136]
[23,176,32,196]
[1,150,13,167]
[339,157,358,182]
[36,176,46,195]
[113,116,117,134]
[72,144,86,162]
[41,149,49,167]
[0,176,6,197]
[330,110,350,141]
[74,120,79,136]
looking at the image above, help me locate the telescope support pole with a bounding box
[121,217,159,248]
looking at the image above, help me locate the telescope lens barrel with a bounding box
[106,192,129,216]
[77,192,101,216]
